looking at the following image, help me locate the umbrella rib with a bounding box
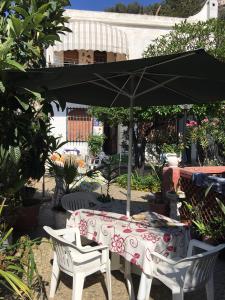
[133,67,146,97]
[143,51,196,71]
[93,73,130,97]
[96,52,196,77]
[119,51,196,76]
[144,72,225,83]
[135,76,181,98]
[50,72,130,91]
[143,76,203,104]
[110,75,132,107]
[62,52,197,89]
[90,80,127,96]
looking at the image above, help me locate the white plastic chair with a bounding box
[44,226,112,300]
[61,192,100,211]
[88,152,107,170]
[139,239,225,300]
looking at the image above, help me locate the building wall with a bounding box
[61,0,218,59]
[49,0,218,157]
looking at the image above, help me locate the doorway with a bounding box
[103,124,118,155]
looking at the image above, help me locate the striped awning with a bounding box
[53,21,128,56]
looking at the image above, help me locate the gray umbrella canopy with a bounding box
[4,49,225,216]
[4,49,225,107]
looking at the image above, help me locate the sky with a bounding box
[69,0,159,11]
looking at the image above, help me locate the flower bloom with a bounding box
[111,234,125,253]
[130,253,140,265]
[186,120,198,127]
[202,118,209,123]
[163,233,171,243]
[142,232,160,243]
[167,245,174,252]
[79,220,88,236]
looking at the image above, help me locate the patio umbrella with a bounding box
[4,49,225,216]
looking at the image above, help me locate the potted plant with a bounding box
[161,143,182,167]
[87,134,105,158]
[49,154,98,207]
[14,183,41,232]
[183,198,225,244]
[0,199,46,299]
[0,146,41,231]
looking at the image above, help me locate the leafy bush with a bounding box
[0,200,45,299]
[49,155,98,197]
[184,197,225,243]
[116,172,161,192]
[88,134,105,157]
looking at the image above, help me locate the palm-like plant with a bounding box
[49,154,98,196]
[49,155,79,194]
[0,200,31,299]
[99,155,120,197]
[0,146,26,206]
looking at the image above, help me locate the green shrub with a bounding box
[88,134,105,157]
[0,199,45,299]
[116,172,161,192]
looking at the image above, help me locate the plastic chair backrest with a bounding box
[61,192,98,211]
[180,244,225,291]
[44,226,80,274]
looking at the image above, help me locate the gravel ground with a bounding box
[29,177,225,300]
[33,236,225,300]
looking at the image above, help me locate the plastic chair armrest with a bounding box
[151,251,178,265]
[53,227,79,236]
[187,239,215,257]
[78,244,109,253]
[54,227,82,247]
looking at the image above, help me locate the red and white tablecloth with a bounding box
[67,209,190,277]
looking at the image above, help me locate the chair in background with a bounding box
[61,192,100,211]
[44,226,112,300]
[139,239,225,300]
[87,151,108,170]
[61,192,103,245]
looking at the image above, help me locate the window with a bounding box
[67,108,92,142]
[64,50,79,65]
[94,51,107,63]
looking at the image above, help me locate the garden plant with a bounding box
[87,134,105,157]
[0,0,71,298]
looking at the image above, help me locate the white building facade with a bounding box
[47,0,218,157]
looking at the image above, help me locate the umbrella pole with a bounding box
[126,96,134,217]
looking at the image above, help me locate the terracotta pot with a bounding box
[20,186,36,203]
[14,204,40,232]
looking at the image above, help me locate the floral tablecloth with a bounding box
[67,209,190,277]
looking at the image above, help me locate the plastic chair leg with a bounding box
[50,254,60,298]
[206,277,214,300]
[145,276,152,300]
[72,273,85,300]
[172,290,184,300]
[124,261,135,300]
[105,261,112,300]
[137,273,153,300]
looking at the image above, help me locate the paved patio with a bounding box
[32,179,225,300]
